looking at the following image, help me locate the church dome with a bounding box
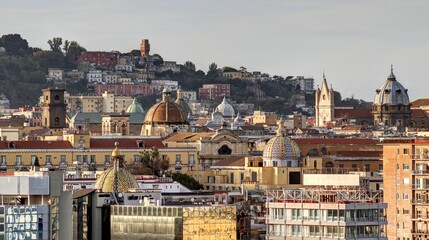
[174,86,192,116]
[374,66,410,106]
[144,87,188,124]
[215,97,235,117]
[263,120,301,166]
[126,98,144,113]
[94,143,139,192]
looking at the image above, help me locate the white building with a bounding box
[182,91,197,102]
[151,80,178,93]
[290,76,315,94]
[47,68,64,81]
[87,70,103,83]
[266,188,387,239]
[115,64,133,72]
[103,73,119,84]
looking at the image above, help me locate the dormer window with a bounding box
[376,89,381,93]
[384,89,391,94]
[396,89,401,93]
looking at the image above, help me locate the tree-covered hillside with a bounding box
[0,34,86,108]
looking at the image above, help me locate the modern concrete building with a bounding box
[0,169,72,240]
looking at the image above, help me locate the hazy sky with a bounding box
[1,0,428,102]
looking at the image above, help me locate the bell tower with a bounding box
[315,73,334,127]
[41,88,67,129]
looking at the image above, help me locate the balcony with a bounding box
[413,169,429,175]
[413,199,429,205]
[413,184,429,190]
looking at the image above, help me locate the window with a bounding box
[16,155,22,166]
[31,155,37,165]
[176,155,181,164]
[82,155,88,165]
[403,178,409,185]
[230,173,234,184]
[351,164,357,170]
[309,209,319,220]
[133,155,140,164]
[364,164,370,172]
[90,155,96,165]
[291,209,301,220]
[104,155,110,166]
[189,155,195,165]
[46,155,52,166]
[403,194,409,200]
[403,149,409,155]
[60,155,66,165]
[403,164,409,170]
[291,225,301,236]
[0,156,6,166]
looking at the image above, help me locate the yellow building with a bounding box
[252,111,277,125]
[0,134,198,175]
[164,121,322,191]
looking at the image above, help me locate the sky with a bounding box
[1,0,428,102]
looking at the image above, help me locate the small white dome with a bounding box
[215,97,235,117]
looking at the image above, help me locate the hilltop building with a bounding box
[140,39,150,57]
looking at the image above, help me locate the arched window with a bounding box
[218,145,232,155]
[54,95,60,101]
[321,147,328,155]
[54,117,60,126]
[313,160,317,169]
[325,162,334,168]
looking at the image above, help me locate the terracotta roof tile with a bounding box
[0,140,74,149]
[163,132,215,142]
[334,109,372,118]
[330,151,382,157]
[411,108,429,118]
[411,99,429,107]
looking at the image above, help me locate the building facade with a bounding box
[381,138,429,240]
[79,51,119,66]
[265,188,387,239]
[40,88,67,130]
[198,84,231,100]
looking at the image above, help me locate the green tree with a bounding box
[152,54,164,66]
[184,61,196,72]
[172,173,203,190]
[207,62,219,80]
[47,37,63,53]
[0,34,31,56]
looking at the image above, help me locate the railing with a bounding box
[413,199,429,204]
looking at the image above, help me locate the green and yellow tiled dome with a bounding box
[94,167,139,193]
[263,135,301,159]
[94,142,139,192]
[263,120,301,161]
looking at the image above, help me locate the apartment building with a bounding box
[382,138,429,240]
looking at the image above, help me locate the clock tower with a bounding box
[41,88,67,130]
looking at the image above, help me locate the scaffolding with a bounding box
[265,187,374,203]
